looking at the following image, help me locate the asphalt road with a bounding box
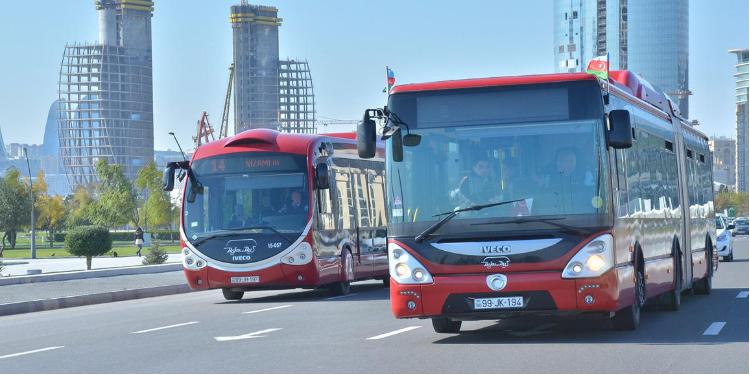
[1,237,747,373]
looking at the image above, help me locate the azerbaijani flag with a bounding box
[385,66,395,92]
[586,54,609,80]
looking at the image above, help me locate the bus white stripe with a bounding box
[703,322,726,336]
[242,305,293,314]
[366,326,421,340]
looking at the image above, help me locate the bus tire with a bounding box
[432,317,462,334]
[329,249,354,296]
[694,241,713,295]
[613,262,643,330]
[222,288,244,301]
[381,277,390,288]
[663,246,682,311]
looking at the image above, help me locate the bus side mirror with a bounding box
[358,112,377,159]
[608,109,633,149]
[162,164,175,191]
[392,129,403,162]
[728,224,735,230]
[315,163,330,190]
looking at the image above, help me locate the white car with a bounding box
[716,216,734,262]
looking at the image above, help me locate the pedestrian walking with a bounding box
[134,226,144,257]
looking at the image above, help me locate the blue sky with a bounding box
[0,0,747,151]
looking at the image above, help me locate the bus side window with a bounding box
[614,149,628,217]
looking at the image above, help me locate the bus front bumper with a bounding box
[183,261,320,290]
[390,269,624,320]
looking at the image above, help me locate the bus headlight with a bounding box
[389,243,433,285]
[281,242,313,265]
[182,247,207,270]
[562,234,614,278]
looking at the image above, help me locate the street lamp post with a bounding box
[23,148,36,259]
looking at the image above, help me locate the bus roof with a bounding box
[389,72,596,94]
[192,129,357,160]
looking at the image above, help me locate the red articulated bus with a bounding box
[357,71,716,332]
[164,129,388,300]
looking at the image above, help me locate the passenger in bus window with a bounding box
[280,190,308,214]
[259,193,278,217]
[228,205,244,229]
[542,147,595,213]
[454,159,500,206]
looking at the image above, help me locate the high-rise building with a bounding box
[58,0,154,186]
[709,136,737,190]
[230,3,282,133]
[230,2,316,134]
[553,0,690,117]
[730,49,749,192]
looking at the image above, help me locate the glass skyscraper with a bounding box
[553,0,690,117]
[730,49,749,192]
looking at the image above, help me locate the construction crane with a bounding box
[193,111,215,147]
[219,63,235,139]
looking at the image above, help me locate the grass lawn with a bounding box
[1,231,181,259]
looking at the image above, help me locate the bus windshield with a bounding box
[386,81,610,236]
[183,152,309,242]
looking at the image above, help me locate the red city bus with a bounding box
[164,129,388,300]
[357,71,717,332]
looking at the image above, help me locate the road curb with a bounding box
[0,263,183,286]
[0,284,193,317]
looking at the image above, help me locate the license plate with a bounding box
[473,296,523,310]
[230,276,260,284]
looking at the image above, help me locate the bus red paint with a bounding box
[358,71,716,332]
[165,130,388,300]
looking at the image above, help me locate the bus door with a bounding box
[670,113,692,289]
[334,157,374,277]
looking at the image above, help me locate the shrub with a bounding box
[142,240,169,265]
[65,226,112,270]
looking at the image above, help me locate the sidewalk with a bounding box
[1,254,182,277]
[0,271,192,316]
[0,254,191,316]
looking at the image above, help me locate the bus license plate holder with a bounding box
[473,296,523,310]
[231,276,260,284]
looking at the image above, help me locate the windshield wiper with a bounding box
[472,216,588,236]
[191,226,294,247]
[414,198,527,243]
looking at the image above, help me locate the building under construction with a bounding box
[58,0,154,186]
[230,2,316,135]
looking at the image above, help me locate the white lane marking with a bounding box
[0,346,64,360]
[367,326,422,340]
[131,321,199,334]
[214,328,282,342]
[325,293,359,301]
[242,305,293,314]
[703,322,726,336]
[736,291,749,298]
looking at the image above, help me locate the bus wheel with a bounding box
[381,277,390,288]
[432,317,462,334]
[694,245,713,295]
[662,251,682,311]
[612,268,643,330]
[329,250,353,296]
[222,288,244,301]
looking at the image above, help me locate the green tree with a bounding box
[64,186,94,229]
[0,168,32,249]
[135,161,174,231]
[65,225,112,270]
[38,195,65,247]
[87,159,137,228]
[142,240,169,265]
[715,191,749,217]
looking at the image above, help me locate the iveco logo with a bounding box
[481,245,511,254]
[224,239,258,256]
[481,256,510,268]
[486,274,508,291]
